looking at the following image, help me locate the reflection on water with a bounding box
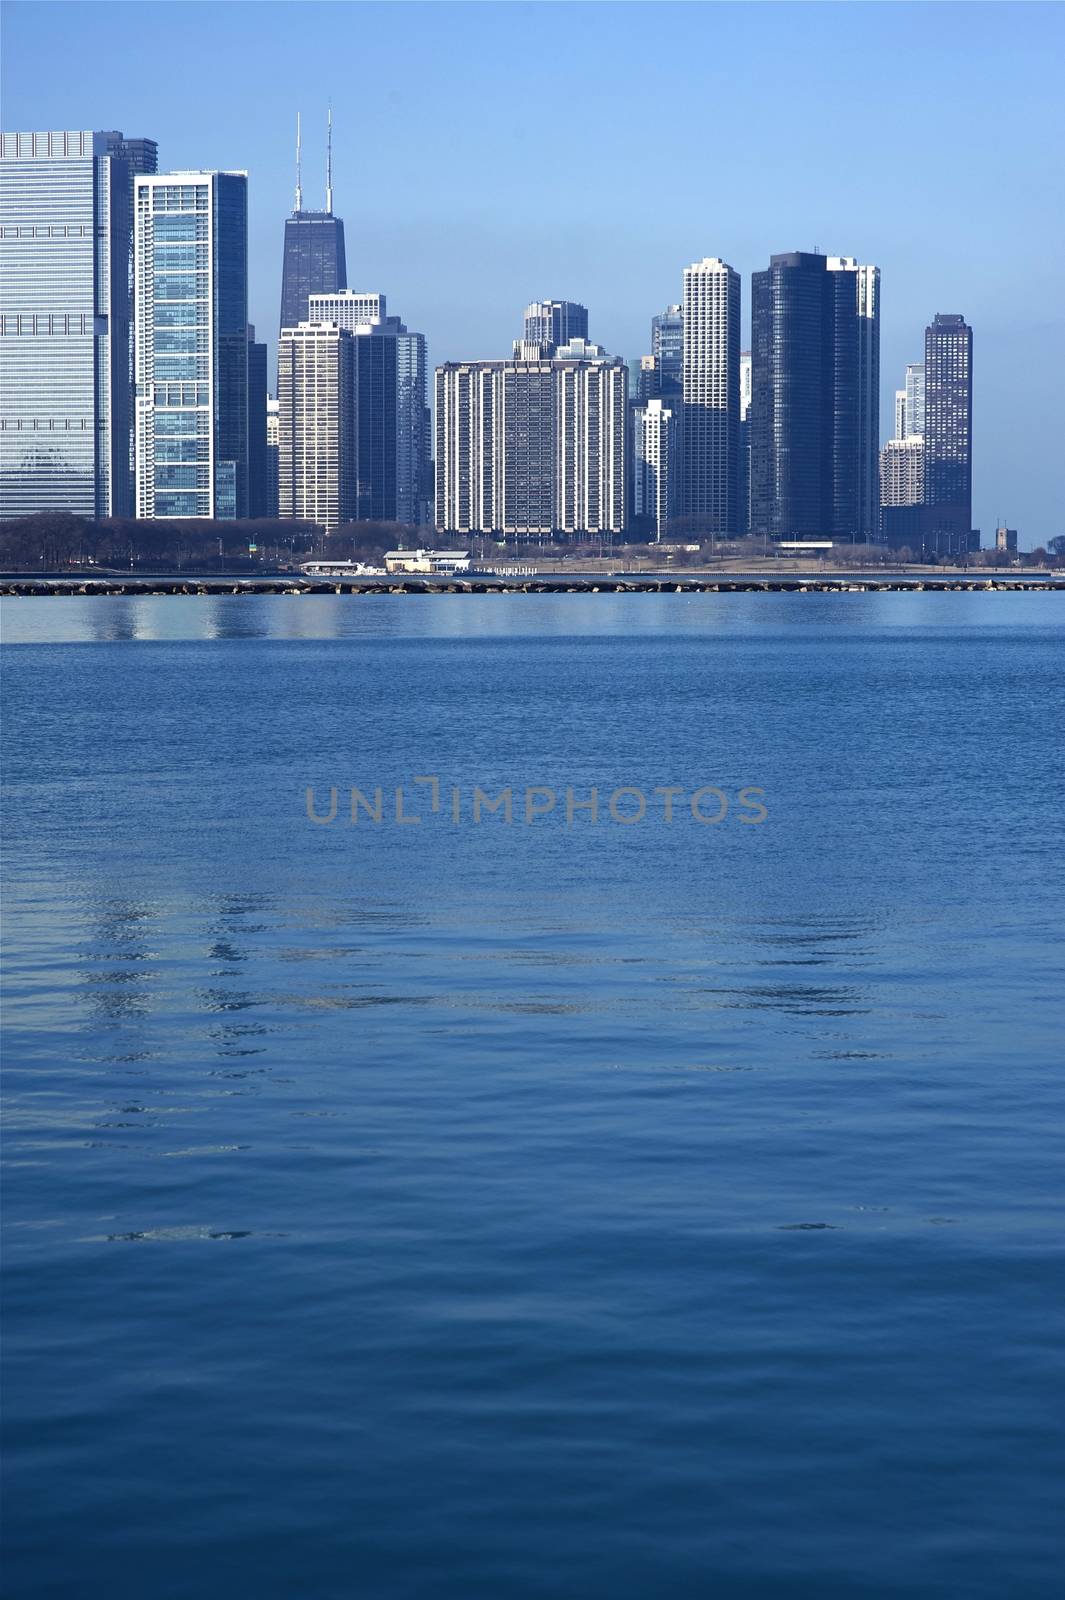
[3,587,1062,646]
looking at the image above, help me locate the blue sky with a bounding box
[5,1,1063,538]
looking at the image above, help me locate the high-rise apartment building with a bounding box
[435,362,498,537]
[895,389,908,440]
[279,114,347,332]
[134,170,249,518]
[633,397,677,541]
[307,290,428,527]
[277,321,354,532]
[828,257,880,540]
[738,349,752,535]
[680,257,740,534]
[435,342,627,540]
[520,300,588,355]
[265,397,280,517]
[750,250,870,541]
[879,437,924,507]
[923,314,972,547]
[247,327,269,518]
[553,338,627,538]
[1,127,156,519]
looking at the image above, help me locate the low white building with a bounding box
[384,549,470,575]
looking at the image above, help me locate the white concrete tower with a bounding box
[680,257,740,533]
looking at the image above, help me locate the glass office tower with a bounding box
[246,326,269,518]
[520,301,589,354]
[923,314,973,548]
[134,171,249,519]
[0,128,155,519]
[280,213,347,332]
[651,304,684,397]
[750,250,864,541]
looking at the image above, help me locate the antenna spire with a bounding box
[326,104,333,214]
[294,112,303,213]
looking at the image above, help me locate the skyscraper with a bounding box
[905,362,925,441]
[278,321,354,533]
[880,437,924,507]
[266,397,280,517]
[922,314,973,549]
[1,128,155,520]
[134,170,249,518]
[279,113,347,333]
[396,329,431,527]
[520,300,589,355]
[828,257,880,541]
[680,257,740,534]
[435,362,499,537]
[435,342,627,540]
[738,349,752,535]
[750,250,866,541]
[633,397,677,541]
[651,304,683,396]
[553,338,627,538]
[247,327,269,518]
[895,389,908,440]
[308,290,429,527]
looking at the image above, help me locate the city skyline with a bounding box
[2,1,1062,538]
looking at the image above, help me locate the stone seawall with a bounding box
[1,575,1061,597]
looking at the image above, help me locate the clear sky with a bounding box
[4,0,1063,539]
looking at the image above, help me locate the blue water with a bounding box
[3,593,1063,1599]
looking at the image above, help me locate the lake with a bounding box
[2,592,1063,1598]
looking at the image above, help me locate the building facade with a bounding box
[434,362,499,537]
[1,127,156,520]
[520,300,589,354]
[633,397,677,541]
[554,339,627,538]
[134,170,249,519]
[923,313,973,547]
[247,326,269,518]
[738,348,752,535]
[435,345,628,540]
[680,257,740,534]
[277,321,354,533]
[309,290,384,327]
[828,257,880,541]
[879,436,924,507]
[265,396,279,517]
[905,361,925,441]
[307,290,428,526]
[750,250,870,542]
[651,304,683,396]
[396,329,431,527]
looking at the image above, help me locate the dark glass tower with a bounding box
[280,212,347,331]
[750,251,861,540]
[651,304,683,397]
[247,327,269,518]
[923,313,973,549]
[279,112,347,332]
[353,328,398,522]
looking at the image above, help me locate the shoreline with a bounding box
[2,573,1062,597]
